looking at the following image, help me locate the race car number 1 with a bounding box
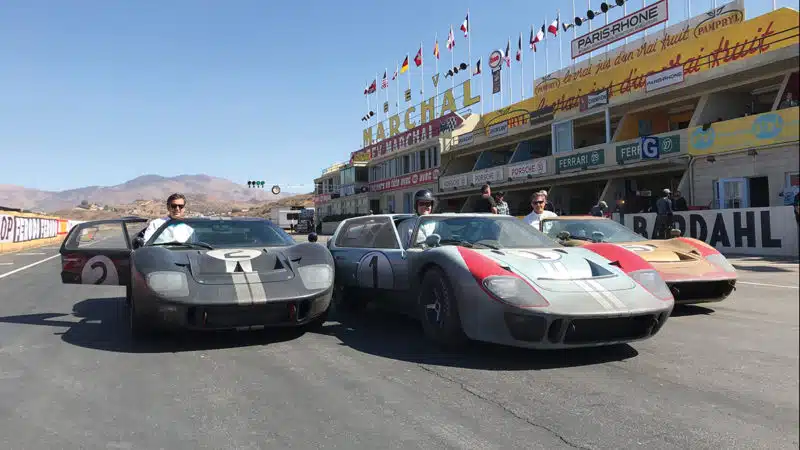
[357,251,394,289]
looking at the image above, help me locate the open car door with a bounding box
[58,218,148,286]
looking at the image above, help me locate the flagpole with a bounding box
[375,72,380,127]
[544,16,550,75]
[396,62,401,112]
[557,12,563,70]
[588,1,593,62]
[624,0,628,45]
[406,53,411,99]
[385,68,389,118]
[419,42,424,102]
[508,37,513,105]
[604,9,609,53]
[365,80,371,128]
[451,26,455,90]
[434,33,440,102]
[466,9,473,91]
[520,32,524,100]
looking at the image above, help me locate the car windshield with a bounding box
[541,218,647,243]
[148,219,296,248]
[416,215,558,249]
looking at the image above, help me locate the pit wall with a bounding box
[0,211,83,254]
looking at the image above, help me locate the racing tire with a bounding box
[128,298,154,339]
[418,267,468,349]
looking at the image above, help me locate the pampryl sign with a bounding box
[616,206,799,257]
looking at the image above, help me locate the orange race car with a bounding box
[539,216,737,305]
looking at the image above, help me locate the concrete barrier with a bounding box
[0,211,83,254]
[612,206,799,257]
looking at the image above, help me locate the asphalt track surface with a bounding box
[0,232,797,449]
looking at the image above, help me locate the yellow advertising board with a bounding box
[528,7,799,118]
[688,107,800,156]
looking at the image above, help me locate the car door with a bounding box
[59,218,148,286]
[328,216,409,293]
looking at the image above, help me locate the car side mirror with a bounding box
[556,231,571,240]
[308,232,318,243]
[424,233,441,248]
[133,237,144,249]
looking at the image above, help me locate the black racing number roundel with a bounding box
[81,255,120,285]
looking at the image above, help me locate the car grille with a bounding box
[504,312,668,345]
[186,299,315,329]
[669,280,736,303]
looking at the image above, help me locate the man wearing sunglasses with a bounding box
[522,191,557,229]
[141,193,193,243]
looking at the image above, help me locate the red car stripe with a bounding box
[456,246,510,280]
[581,242,653,273]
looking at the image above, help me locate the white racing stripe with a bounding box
[573,279,615,311]
[231,273,251,305]
[245,272,268,303]
[586,279,627,310]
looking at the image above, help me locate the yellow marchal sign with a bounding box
[362,80,481,147]
[688,107,800,156]
[526,7,798,118]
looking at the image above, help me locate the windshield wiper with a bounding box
[151,241,215,250]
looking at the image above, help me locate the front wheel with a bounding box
[418,267,468,348]
[303,307,330,332]
[333,286,369,314]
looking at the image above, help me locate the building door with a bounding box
[716,177,749,209]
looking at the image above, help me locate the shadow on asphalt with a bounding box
[312,306,640,371]
[0,297,640,368]
[0,297,305,354]
[732,264,794,273]
[670,305,716,317]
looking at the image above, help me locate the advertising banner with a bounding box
[645,65,685,92]
[364,113,463,161]
[572,0,669,59]
[688,107,800,156]
[0,215,14,243]
[369,168,440,193]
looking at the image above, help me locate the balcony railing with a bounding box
[437,128,689,194]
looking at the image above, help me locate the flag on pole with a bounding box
[392,67,398,80]
[533,25,544,47]
[400,56,409,73]
[548,16,559,36]
[530,25,537,51]
[414,45,423,67]
[473,58,481,75]
[460,13,469,37]
[446,26,455,50]
[504,39,511,67]
[516,34,522,61]
[433,39,440,59]
[364,79,376,95]
[381,71,388,89]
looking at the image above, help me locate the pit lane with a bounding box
[0,240,796,449]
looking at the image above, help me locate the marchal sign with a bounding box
[363,79,480,148]
[364,112,464,161]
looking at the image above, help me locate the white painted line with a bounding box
[17,252,45,256]
[738,281,799,290]
[0,262,12,266]
[0,254,59,280]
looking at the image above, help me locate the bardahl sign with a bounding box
[0,215,59,244]
[618,206,798,257]
[365,113,463,161]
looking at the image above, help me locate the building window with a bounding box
[402,154,411,174]
[419,150,427,170]
[552,120,574,154]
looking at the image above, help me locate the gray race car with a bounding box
[328,213,674,349]
[59,217,334,338]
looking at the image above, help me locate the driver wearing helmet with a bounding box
[396,189,437,248]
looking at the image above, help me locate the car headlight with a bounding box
[146,271,190,297]
[706,253,736,273]
[629,269,673,301]
[298,264,333,290]
[482,276,549,308]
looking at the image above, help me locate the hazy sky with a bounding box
[0,0,787,193]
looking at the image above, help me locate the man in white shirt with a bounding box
[142,193,195,244]
[522,191,557,230]
[396,189,437,248]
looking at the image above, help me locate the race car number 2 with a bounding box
[357,251,394,289]
[80,255,120,285]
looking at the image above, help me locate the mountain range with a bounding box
[0,174,300,213]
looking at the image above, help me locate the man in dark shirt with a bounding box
[672,191,689,211]
[654,189,674,239]
[475,184,498,214]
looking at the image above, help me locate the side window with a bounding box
[124,221,148,241]
[334,217,400,249]
[64,222,130,251]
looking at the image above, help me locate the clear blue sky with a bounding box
[0,0,787,192]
